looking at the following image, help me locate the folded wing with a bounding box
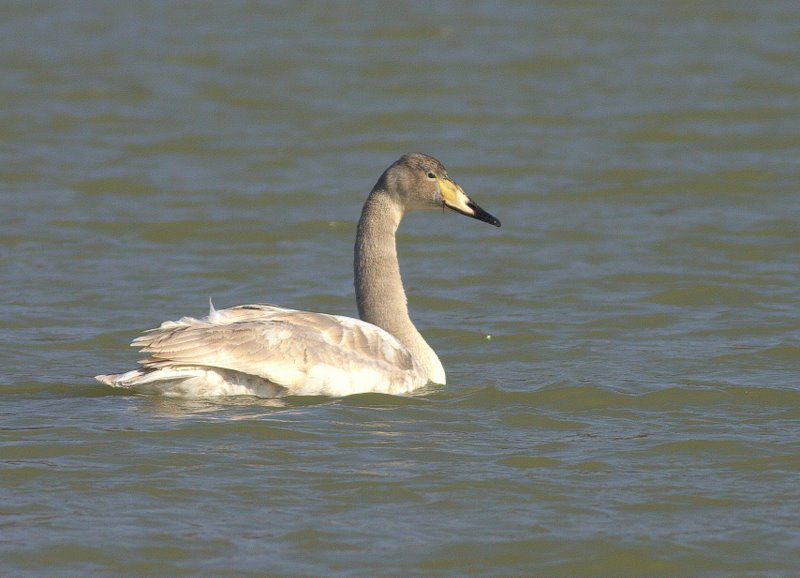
[97,304,426,396]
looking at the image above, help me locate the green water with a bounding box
[2,1,799,574]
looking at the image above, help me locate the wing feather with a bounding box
[127,304,425,395]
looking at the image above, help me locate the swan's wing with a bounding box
[130,304,425,395]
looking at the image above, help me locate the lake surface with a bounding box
[2,1,800,574]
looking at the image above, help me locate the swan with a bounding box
[96,153,501,397]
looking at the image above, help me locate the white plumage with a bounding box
[98,304,425,397]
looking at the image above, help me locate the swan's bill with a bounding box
[437,176,501,227]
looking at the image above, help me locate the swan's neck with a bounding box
[354,191,446,384]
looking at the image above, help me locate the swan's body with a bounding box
[96,153,500,397]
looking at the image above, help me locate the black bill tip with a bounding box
[467,200,501,227]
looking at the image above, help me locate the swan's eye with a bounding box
[427,171,436,179]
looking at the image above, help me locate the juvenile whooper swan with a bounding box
[96,153,501,397]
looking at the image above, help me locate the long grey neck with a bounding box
[354,190,445,383]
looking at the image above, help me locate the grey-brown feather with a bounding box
[118,304,424,394]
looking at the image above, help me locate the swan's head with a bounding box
[383,153,501,227]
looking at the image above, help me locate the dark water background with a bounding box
[2,1,799,574]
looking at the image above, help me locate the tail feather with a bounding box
[96,365,285,397]
[94,373,120,386]
[95,367,196,387]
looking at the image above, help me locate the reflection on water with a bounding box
[136,395,292,419]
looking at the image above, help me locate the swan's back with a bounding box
[96,304,427,397]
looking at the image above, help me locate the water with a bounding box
[2,0,800,573]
